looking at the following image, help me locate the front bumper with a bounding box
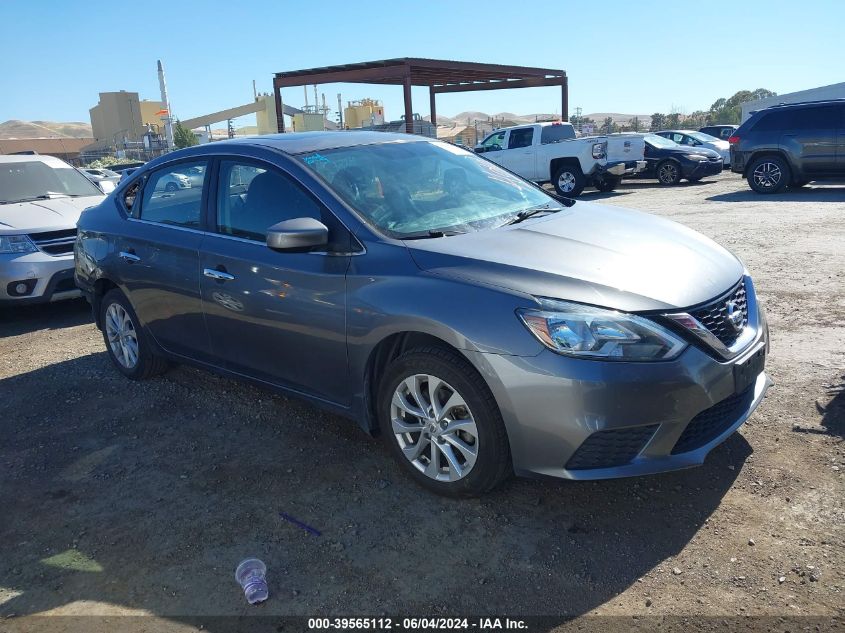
[684,159,723,179]
[606,160,648,176]
[464,328,770,480]
[0,251,81,305]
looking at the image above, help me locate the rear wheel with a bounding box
[552,164,586,197]
[100,289,168,380]
[378,347,511,497]
[656,160,682,186]
[594,175,621,192]
[747,155,790,194]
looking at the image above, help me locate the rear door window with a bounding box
[754,107,839,131]
[139,160,208,228]
[507,128,534,149]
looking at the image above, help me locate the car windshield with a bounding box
[297,140,563,238]
[688,131,719,143]
[0,160,103,204]
[645,134,678,149]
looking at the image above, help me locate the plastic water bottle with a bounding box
[235,558,268,604]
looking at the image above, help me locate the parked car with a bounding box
[116,168,138,182]
[655,129,731,166]
[474,122,646,196]
[730,100,845,193]
[81,168,120,194]
[699,125,738,141]
[0,154,105,304]
[75,132,770,496]
[633,134,724,185]
[153,171,191,192]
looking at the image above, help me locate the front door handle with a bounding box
[203,268,235,281]
[119,251,140,263]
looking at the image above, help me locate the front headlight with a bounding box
[0,235,38,254]
[687,154,708,161]
[517,298,687,361]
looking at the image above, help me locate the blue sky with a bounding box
[1,0,842,127]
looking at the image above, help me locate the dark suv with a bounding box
[730,100,845,193]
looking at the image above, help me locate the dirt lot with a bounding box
[1,172,843,631]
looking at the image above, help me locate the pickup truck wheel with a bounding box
[595,175,621,192]
[552,165,585,197]
[656,160,682,185]
[747,155,790,194]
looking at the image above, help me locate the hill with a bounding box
[0,120,93,139]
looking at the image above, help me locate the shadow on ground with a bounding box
[0,351,751,629]
[0,299,91,338]
[815,375,844,439]
[707,186,845,203]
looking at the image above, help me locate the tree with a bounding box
[602,116,615,134]
[174,120,198,149]
[650,113,666,131]
[630,116,641,132]
[708,89,776,124]
[665,112,681,129]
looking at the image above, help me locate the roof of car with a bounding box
[210,131,430,155]
[0,154,71,167]
[765,98,845,110]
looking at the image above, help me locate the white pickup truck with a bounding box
[473,122,646,197]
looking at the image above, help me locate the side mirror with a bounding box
[266,217,328,251]
[473,145,484,153]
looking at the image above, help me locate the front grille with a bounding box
[565,425,658,470]
[671,387,754,455]
[690,280,748,347]
[28,229,77,256]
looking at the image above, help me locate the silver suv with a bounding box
[0,155,104,305]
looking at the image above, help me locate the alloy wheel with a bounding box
[658,163,679,184]
[390,374,479,482]
[557,171,577,193]
[105,302,139,369]
[752,162,782,189]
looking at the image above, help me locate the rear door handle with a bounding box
[203,268,235,281]
[119,251,140,263]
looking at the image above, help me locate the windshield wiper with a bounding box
[504,203,559,226]
[399,229,466,240]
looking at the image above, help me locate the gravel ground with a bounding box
[0,172,843,631]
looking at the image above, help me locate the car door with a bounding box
[500,127,536,179]
[118,159,213,361]
[778,106,838,174]
[837,105,845,168]
[199,157,353,405]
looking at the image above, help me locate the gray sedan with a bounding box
[75,132,771,496]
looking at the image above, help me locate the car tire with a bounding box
[100,289,169,380]
[378,346,511,497]
[594,175,621,192]
[656,160,682,186]
[747,155,790,194]
[165,182,178,192]
[552,164,586,197]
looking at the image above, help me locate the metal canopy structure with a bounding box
[272,58,568,134]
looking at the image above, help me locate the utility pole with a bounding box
[337,93,343,128]
[157,60,174,150]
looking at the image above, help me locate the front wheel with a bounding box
[378,347,511,497]
[656,160,682,186]
[552,164,586,197]
[100,289,169,380]
[594,175,621,192]
[747,155,790,194]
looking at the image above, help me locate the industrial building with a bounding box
[741,81,845,121]
[88,91,165,149]
[436,124,478,147]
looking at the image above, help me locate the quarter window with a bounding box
[139,160,208,227]
[216,161,323,243]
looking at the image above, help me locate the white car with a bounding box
[655,130,731,167]
[0,155,105,305]
[153,171,191,192]
[475,122,646,196]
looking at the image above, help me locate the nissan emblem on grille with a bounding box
[726,301,744,331]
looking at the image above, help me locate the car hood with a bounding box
[406,201,744,312]
[0,195,104,233]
